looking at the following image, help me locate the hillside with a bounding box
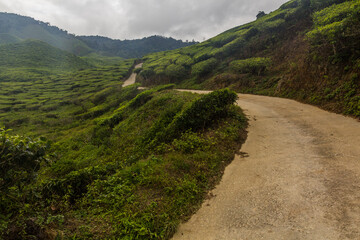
[0,78,247,239]
[0,12,197,58]
[0,12,92,55]
[137,0,360,117]
[0,40,92,71]
[0,33,21,45]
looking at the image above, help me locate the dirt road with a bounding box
[122,63,143,87]
[172,92,360,240]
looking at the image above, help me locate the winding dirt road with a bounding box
[172,92,360,240]
[122,63,143,87]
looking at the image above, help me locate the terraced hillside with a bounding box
[0,58,248,239]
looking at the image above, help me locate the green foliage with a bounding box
[256,11,267,19]
[165,89,238,137]
[138,0,302,86]
[0,59,134,133]
[165,64,187,79]
[191,58,218,76]
[172,131,210,153]
[230,57,271,75]
[0,40,92,71]
[307,0,360,44]
[309,0,347,10]
[0,128,50,193]
[0,33,21,45]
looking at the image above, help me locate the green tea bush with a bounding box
[0,128,50,193]
[165,64,187,79]
[230,57,271,75]
[191,58,218,77]
[310,0,347,10]
[307,0,360,46]
[168,89,238,135]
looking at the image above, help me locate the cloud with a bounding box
[0,0,289,41]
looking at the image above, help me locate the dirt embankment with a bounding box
[172,92,360,240]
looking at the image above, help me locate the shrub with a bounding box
[165,64,187,79]
[307,1,360,44]
[0,128,50,193]
[256,11,266,19]
[191,58,217,77]
[230,57,271,75]
[166,89,238,137]
[139,68,155,79]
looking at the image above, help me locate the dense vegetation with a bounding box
[0,44,247,239]
[0,40,91,71]
[137,0,360,117]
[0,87,247,239]
[0,12,196,58]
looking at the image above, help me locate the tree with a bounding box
[256,11,266,19]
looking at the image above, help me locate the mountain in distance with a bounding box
[78,35,197,58]
[0,12,197,58]
[0,12,92,55]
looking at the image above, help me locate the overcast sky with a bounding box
[0,0,289,41]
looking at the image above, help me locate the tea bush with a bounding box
[230,57,271,75]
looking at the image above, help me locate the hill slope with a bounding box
[0,33,21,45]
[0,40,92,71]
[0,12,92,55]
[137,0,360,117]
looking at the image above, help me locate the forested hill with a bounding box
[78,35,197,58]
[0,12,196,58]
[0,12,92,56]
[137,0,360,118]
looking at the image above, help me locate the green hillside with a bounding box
[0,33,21,45]
[0,12,92,55]
[137,0,360,117]
[0,70,247,239]
[0,40,92,72]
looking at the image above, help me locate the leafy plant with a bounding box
[0,128,50,193]
[230,57,271,75]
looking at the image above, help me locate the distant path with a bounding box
[122,63,143,87]
[172,91,360,240]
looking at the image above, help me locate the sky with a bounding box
[0,0,289,41]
